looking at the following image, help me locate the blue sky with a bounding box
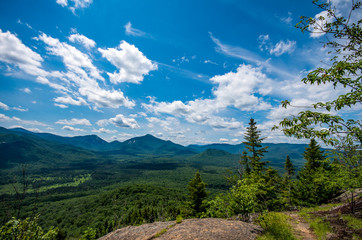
[0,0,360,145]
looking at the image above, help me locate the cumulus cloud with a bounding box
[38,34,135,109]
[124,22,146,37]
[62,125,85,132]
[55,118,91,126]
[39,33,103,81]
[68,33,96,50]
[0,29,46,76]
[258,35,296,56]
[99,41,157,84]
[144,64,269,130]
[97,114,140,129]
[309,11,334,38]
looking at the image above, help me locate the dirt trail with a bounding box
[286,212,317,240]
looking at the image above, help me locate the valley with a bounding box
[0,126,309,238]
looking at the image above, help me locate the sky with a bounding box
[0,0,360,145]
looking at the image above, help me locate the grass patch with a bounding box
[342,215,362,230]
[256,212,297,240]
[298,206,334,240]
[309,217,331,240]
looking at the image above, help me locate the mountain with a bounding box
[110,134,196,156]
[9,127,110,151]
[0,127,97,169]
[188,149,239,167]
[188,142,309,170]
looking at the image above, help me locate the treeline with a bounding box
[186,118,361,220]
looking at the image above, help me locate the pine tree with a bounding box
[187,171,208,216]
[243,118,268,174]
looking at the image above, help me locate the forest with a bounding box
[0,0,361,239]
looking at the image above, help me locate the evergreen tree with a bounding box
[284,155,295,179]
[243,118,269,174]
[295,139,336,205]
[187,171,208,216]
[284,155,295,206]
[303,139,325,172]
[237,150,251,180]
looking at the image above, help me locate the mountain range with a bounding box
[0,126,311,171]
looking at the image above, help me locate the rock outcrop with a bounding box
[99,218,263,240]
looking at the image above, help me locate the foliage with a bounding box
[341,215,362,230]
[294,139,339,205]
[186,171,208,217]
[0,216,60,240]
[243,118,269,173]
[256,212,297,240]
[273,0,362,147]
[309,218,331,240]
[80,227,96,240]
[228,179,261,220]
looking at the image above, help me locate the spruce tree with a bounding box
[303,138,325,172]
[284,155,295,206]
[284,155,295,179]
[243,118,268,174]
[187,171,208,216]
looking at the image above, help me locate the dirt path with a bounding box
[286,212,317,240]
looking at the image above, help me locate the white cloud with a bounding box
[210,33,295,79]
[54,103,68,108]
[204,59,218,65]
[12,107,28,112]
[258,35,296,56]
[99,41,157,84]
[54,95,87,106]
[62,125,85,132]
[0,102,27,112]
[92,128,117,134]
[21,88,31,94]
[0,29,46,77]
[124,22,146,37]
[56,0,68,7]
[269,40,296,56]
[39,34,135,109]
[144,64,269,130]
[55,118,91,126]
[39,33,103,81]
[56,0,92,13]
[0,113,46,126]
[280,12,293,24]
[309,11,333,38]
[68,33,96,50]
[0,102,9,110]
[109,114,140,129]
[97,114,140,129]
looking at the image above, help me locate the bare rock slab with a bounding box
[99,218,263,240]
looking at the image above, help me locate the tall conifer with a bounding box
[243,118,268,173]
